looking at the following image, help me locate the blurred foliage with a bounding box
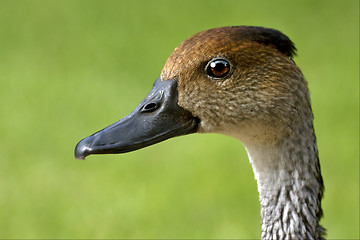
[0,0,358,238]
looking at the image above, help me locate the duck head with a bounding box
[75,26,303,160]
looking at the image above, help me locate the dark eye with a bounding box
[206,58,231,79]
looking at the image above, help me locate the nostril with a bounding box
[141,102,159,112]
[145,103,157,110]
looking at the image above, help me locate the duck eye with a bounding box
[206,59,231,79]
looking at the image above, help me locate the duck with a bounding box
[75,26,325,239]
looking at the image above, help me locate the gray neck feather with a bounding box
[244,124,325,240]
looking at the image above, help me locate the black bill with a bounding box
[74,78,199,160]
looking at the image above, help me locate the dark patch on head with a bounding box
[236,26,297,58]
[161,26,298,81]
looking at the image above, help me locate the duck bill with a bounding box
[74,78,199,160]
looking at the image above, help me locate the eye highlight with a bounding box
[206,58,231,79]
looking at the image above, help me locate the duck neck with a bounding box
[243,126,325,240]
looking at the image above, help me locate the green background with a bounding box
[0,0,358,238]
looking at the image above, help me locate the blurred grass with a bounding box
[0,0,358,238]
